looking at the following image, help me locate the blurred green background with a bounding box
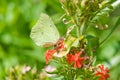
[0,0,120,80]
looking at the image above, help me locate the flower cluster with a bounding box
[45,38,65,64]
[66,51,84,68]
[45,49,56,64]
[94,65,110,80]
[29,0,120,79]
[45,37,86,68]
[43,0,112,79]
[44,36,110,80]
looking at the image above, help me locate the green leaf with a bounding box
[85,35,99,55]
[91,4,114,30]
[30,13,60,47]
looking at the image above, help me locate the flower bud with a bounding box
[62,18,68,24]
[81,0,88,9]
[99,1,109,9]
[59,0,65,3]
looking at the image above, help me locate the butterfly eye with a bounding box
[54,44,57,47]
[54,44,58,50]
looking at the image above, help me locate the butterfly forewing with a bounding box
[30,13,60,47]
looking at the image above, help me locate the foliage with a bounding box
[0,0,120,80]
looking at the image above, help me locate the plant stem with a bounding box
[77,26,80,37]
[80,21,85,35]
[76,20,86,37]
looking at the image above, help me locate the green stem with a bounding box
[80,21,86,35]
[77,26,80,37]
[100,17,120,46]
[76,20,86,37]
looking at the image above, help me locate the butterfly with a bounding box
[30,13,73,57]
[30,13,60,47]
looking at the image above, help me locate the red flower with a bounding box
[66,51,84,68]
[94,65,110,80]
[45,49,56,64]
[66,54,73,64]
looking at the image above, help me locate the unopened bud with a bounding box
[99,4,102,8]
[99,1,109,8]
[101,1,109,6]
[62,18,68,24]
[59,0,65,3]
[32,67,37,74]
[10,67,15,73]
[105,24,108,28]
[89,66,95,72]
[95,25,99,28]
[22,66,31,74]
[81,0,88,8]
[73,0,79,4]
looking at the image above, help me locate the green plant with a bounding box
[30,0,120,80]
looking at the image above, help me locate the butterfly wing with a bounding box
[30,13,60,47]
